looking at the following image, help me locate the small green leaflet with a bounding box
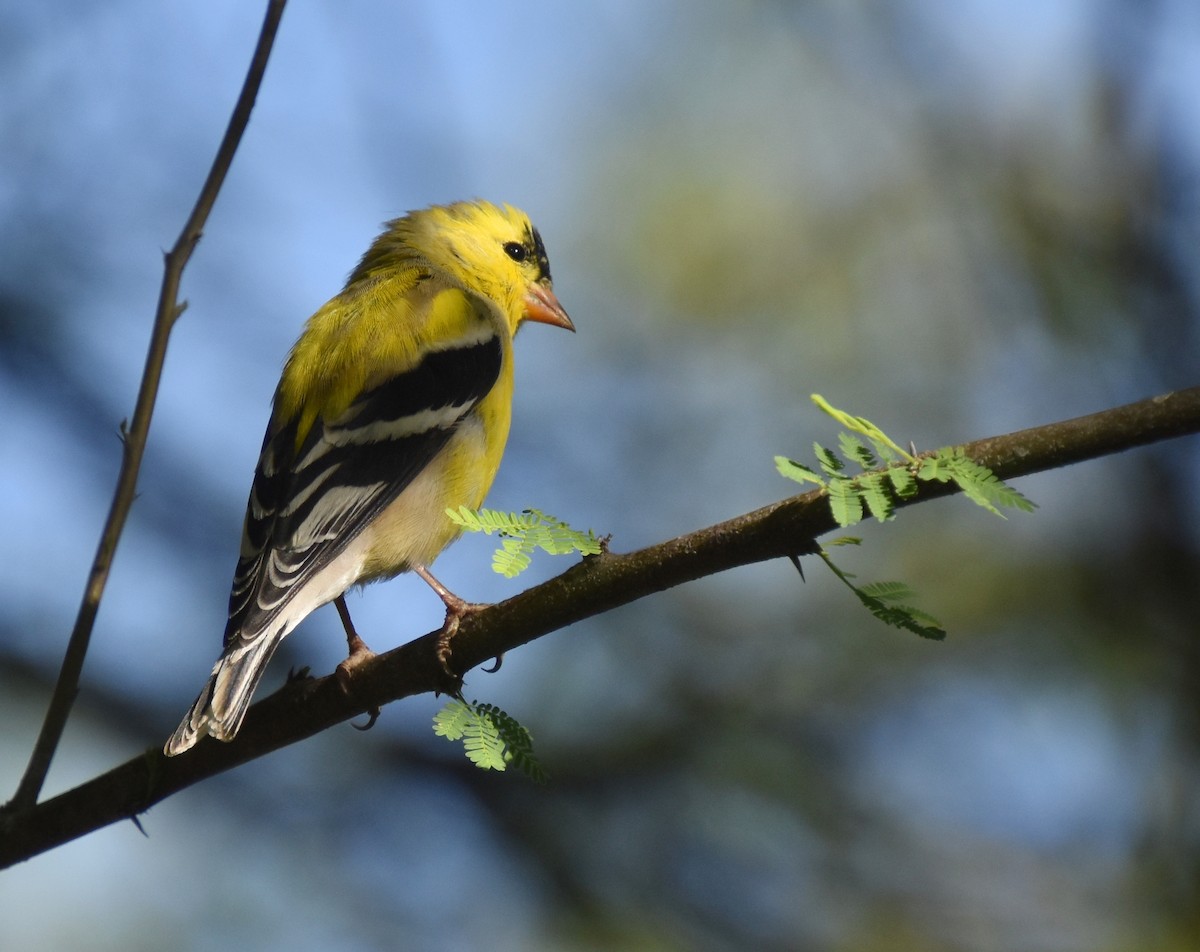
[774,456,825,487]
[838,433,878,470]
[827,477,863,527]
[887,465,918,499]
[813,442,845,477]
[855,472,895,522]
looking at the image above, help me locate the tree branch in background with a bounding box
[3,0,289,813]
[1,385,1196,867]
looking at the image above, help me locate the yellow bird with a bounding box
[165,200,573,755]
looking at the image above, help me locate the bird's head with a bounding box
[397,200,573,335]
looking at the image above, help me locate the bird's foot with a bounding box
[335,631,380,729]
[434,597,487,678]
[335,631,377,686]
[331,594,382,729]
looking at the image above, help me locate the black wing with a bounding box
[224,332,503,646]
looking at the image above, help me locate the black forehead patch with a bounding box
[530,227,552,282]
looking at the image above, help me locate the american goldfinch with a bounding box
[165,200,573,755]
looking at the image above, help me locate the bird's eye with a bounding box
[503,241,528,262]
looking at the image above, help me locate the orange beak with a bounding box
[523,282,575,331]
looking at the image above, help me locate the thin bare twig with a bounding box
[1,385,1197,865]
[4,0,288,813]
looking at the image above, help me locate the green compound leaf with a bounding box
[433,699,547,781]
[813,442,845,477]
[444,506,534,534]
[447,507,601,578]
[462,718,507,771]
[858,580,920,604]
[431,698,474,741]
[780,398,1033,527]
[772,397,1037,647]
[475,703,547,783]
[820,552,946,641]
[838,433,878,471]
[918,448,1036,517]
[775,455,826,488]
[493,542,533,578]
[827,477,863,527]
[887,465,918,499]
[916,454,954,483]
[855,471,895,522]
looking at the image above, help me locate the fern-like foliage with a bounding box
[917,447,1036,518]
[432,698,548,781]
[887,465,918,500]
[775,395,1037,642]
[856,471,895,522]
[776,394,1036,528]
[435,510,596,774]
[819,551,946,641]
[446,506,601,578]
[826,476,864,527]
[774,456,825,487]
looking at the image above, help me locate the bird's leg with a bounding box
[335,594,374,661]
[412,564,483,618]
[413,564,487,676]
[333,594,380,730]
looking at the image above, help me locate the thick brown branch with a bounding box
[4,0,289,813]
[0,385,1196,867]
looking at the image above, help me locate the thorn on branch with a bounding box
[435,674,466,701]
[788,555,806,582]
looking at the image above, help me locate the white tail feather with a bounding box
[163,627,287,756]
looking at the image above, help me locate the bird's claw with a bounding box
[337,648,381,731]
[433,599,488,678]
[482,653,505,673]
[435,614,461,678]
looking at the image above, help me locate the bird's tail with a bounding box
[163,627,286,756]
